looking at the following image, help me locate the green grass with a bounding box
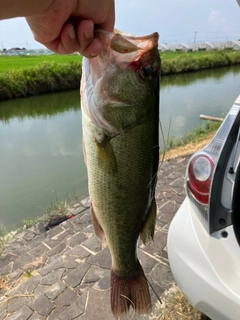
[0,60,82,99]
[164,119,222,151]
[1,49,240,100]
[0,54,82,72]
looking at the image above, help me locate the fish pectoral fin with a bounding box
[82,137,87,167]
[95,134,118,175]
[140,199,157,245]
[91,203,105,241]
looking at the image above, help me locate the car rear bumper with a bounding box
[167,197,240,320]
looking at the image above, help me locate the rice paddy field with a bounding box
[0,54,82,73]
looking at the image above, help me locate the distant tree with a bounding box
[22,47,26,50]
[3,48,6,51]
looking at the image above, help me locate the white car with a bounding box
[167,95,240,320]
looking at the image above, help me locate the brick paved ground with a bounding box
[0,155,190,320]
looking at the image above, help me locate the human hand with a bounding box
[25,0,115,57]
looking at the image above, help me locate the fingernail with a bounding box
[68,26,76,40]
[84,27,94,39]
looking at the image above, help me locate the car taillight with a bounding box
[185,95,240,233]
[187,154,215,205]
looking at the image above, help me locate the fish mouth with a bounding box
[96,29,159,56]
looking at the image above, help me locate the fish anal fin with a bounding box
[140,199,157,245]
[111,261,151,317]
[95,135,118,175]
[90,203,105,241]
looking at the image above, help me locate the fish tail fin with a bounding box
[111,261,151,317]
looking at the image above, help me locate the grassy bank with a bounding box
[0,61,81,100]
[1,49,240,100]
[161,49,240,74]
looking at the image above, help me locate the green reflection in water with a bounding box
[0,89,80,122]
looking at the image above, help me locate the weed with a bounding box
[158,284,202,320]
[21,217,42,229]
[0,224,11,250]
[165,120,221,151]
[24,271,32,279]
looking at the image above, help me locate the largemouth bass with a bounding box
[80,30,160,317]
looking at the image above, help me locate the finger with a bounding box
[75,20,103,58]
[98,1,115,32]
[58,23,80,54]
[81,38,103,58]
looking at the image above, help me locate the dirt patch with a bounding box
[163,132,215,161]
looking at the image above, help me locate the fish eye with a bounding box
[140,65,154,78]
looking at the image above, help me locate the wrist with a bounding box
[0,0,54,19]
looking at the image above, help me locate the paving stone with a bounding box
[7,305,33,320]
[44,280,66,300]
[62,255,80,269]
[42,238,59,250]
[65,245,91,259]
[80,197,91,207]
[8,296,34,314]
[58,298,85,320]
[34,284,51,296]
[39,258,63,276]
[83,265,109,285]
[75,212,91,225]
[140,231,168,257]
[86,247,111,269]
[138,250,159,274]
[85,288,113,319]
[81,235,102,253]
[81,224,94,234]
[4,242,23,253]
[40,268,65,285]
[170,177,185,187]
[28,294,54,316]
[93,270,111,290]
[23,232,36,241]
[150,263,174,290]
[7,274,41,297]
[25,234,46,249]
[0,262,13,276]
[48,307,67,320]
[45,226,65,239]
[54,287,78,307]
[23,254,48,272]
[167,171,183,179]
[0,253,16,269]
[29,244,47,257]
[67,232,87,248]
[150,282,165,304]
[63,263,90,287]
[159,212,176,225]
[28,313,46,320]
[0,302,7,320]
[46,242,66,256]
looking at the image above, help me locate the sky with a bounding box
[0,0,240,50]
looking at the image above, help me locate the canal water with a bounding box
[1,65,240,231]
